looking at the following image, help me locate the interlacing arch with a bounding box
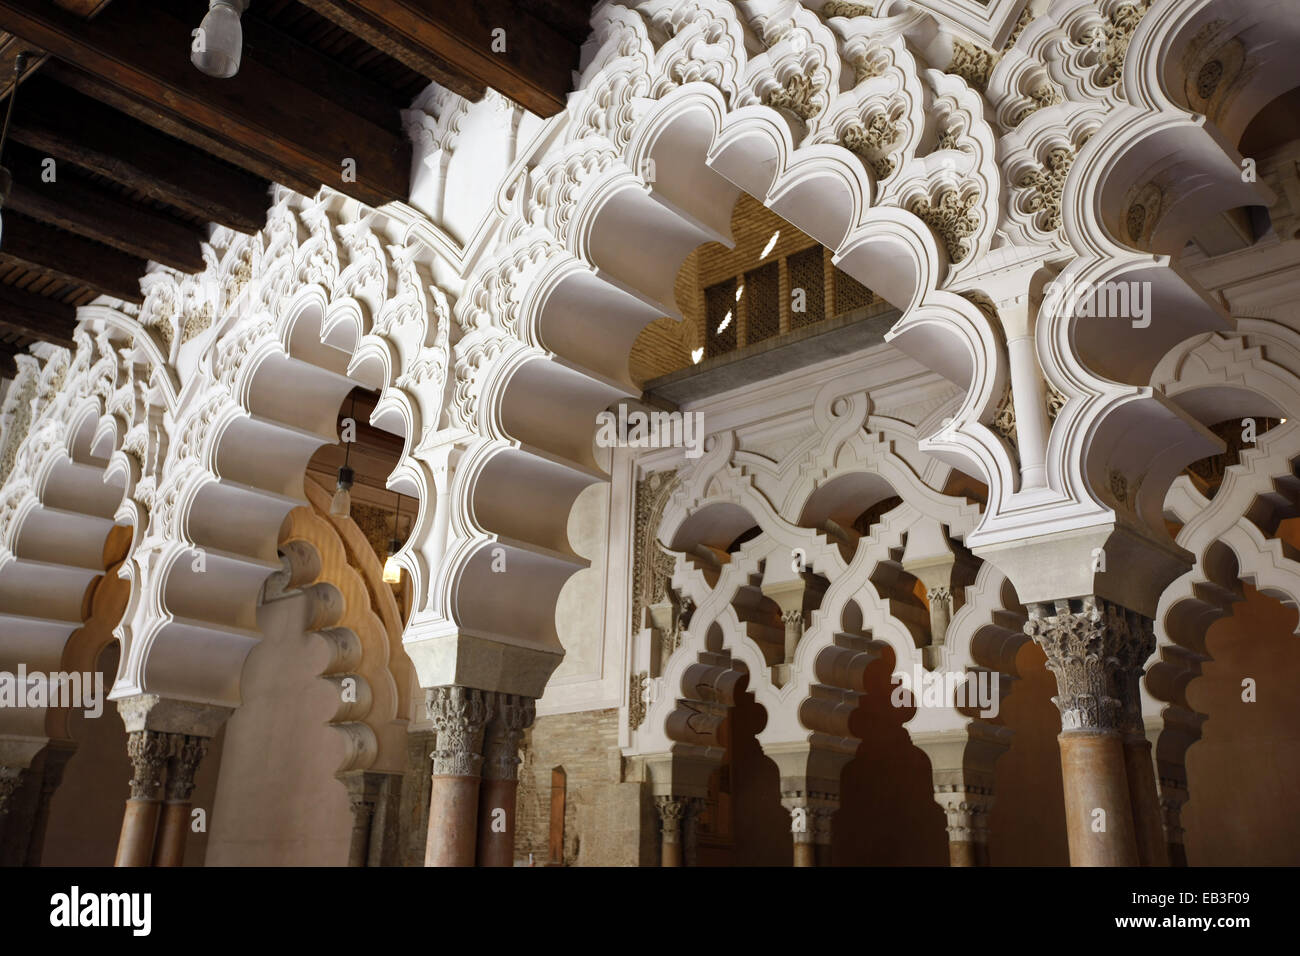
[626,382,1024,811]
[0,0,1298,866]
[437,0,1300,658]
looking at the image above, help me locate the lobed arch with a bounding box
[0,327,141,769]
[47,188,437,731]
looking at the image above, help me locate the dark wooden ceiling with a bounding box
[0,0,591,376]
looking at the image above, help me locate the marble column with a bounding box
[1115,627,1168,866]
[424,686,491,867]
[151,734,209,867]
[24,743,76,866]
[477,693,535,867]
[655,795,693,867]
[933,783,993,866]
[115,730,170,867]
[342,772,386,867]
[782,792,837,867]
[811,808,834,866]
[1025,597,1142,866]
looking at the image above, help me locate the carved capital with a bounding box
[0,766,24,813]
[164,734,210,803]
[1024,596,1147,733]
[933,783,994,845]
[126,730,172,801]
[426,686,492,778]
[655,795,699,844]
[482,693,535,781]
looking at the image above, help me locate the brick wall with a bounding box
[513,708,650,866]
[628,193,850,383]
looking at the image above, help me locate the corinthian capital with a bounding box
[1023,596,1147,733]
[426,686,492,777]
[126,730,172,801]
[482,693,536,781]
[164,735,210,802]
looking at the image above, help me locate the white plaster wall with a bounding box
[205,590,353,866]
[543,481,614,713]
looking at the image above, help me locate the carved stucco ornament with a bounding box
[907,188,981,263]
[1024,597,1148,733]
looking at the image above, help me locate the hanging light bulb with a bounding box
[382,494,404,584]
[192,0,248,79]
[330,465,354,517]
[330,396,357,517]
[382,537,402,584]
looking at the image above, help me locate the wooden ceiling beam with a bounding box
[0,283,78,347]
[4,143,207,273]
[294,0,579,117]
[0,340,18,379]
[11,77,271,233]
[0,0,410,207]
[0,212,146,303]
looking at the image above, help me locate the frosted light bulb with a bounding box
[192,0,245,79]
[382,541,402,584]
[330,466,354,518]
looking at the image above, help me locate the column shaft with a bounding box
[477,693,534,867]
[151,735,209,867]
[1026,597,1146,867]
[115,730,170,867]
[424,686,491,867]
[1123,735,1169,866]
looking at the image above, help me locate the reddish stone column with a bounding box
[1114,636,1169,867]
[477,694,535,867]
[152,735,209,867]
[1026,598,1143,867]
[783,796,836,867]
[934,785,993,866]
[424,686,491,867]
[115,730,171,867]
[655,796,690,867]
[25,744,76,866]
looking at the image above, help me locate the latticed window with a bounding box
[787,246,825,329]
[743,261,780,345]
[704,277,738,358]
[833,265,875,316]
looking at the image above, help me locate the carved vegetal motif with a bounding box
[907,188,981,263]
[820,1,872,18]
[628,670,649,731]
[164,735,210,801]
[631,469,681,631]
[991,383,1017,443]
[1024,597,1147,732]
[1010,82,1065,127]
[426,686,491,777]
[764,71,823,122]
[1084,1,1151,89]
[1002,4,1035,52]
[947,39,999,93]
[1046,383,1067,422]
[842,109,904,179]
[482,693,535,781]
[126,730,172,800]
[1016,145,1077,233]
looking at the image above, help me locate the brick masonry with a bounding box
[629,193,864,383]
[513,708,653,866]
